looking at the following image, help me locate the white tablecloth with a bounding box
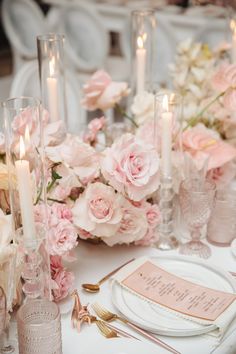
[61,241,236,354]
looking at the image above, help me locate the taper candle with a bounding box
[47,57,60,122]
[136,35,146,94]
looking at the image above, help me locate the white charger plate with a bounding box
[231,239,236,258]
[111,255,236,337]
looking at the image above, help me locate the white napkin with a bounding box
[113,257,236,338]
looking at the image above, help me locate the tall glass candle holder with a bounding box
[4,97,51,300]
[37,34,67,125]
[154,92,182,250]
[131,9,156,95]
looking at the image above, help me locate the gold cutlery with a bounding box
[82,258,135,293]
[95,320,120,339]
[92,303,181,354]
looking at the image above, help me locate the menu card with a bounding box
[122,261,236,321]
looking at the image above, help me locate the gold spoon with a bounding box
[82,258,135,293]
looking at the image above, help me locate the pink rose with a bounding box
[135,228,159,246]
[12,107,37,136]
[77,228,93,240]
[52,267,74,302]
[101,134,160,201]
[81,70,111,110]
[144,203,161,229]
[212,64,236,111]
[207,161,236,188]
[182,124,236,170]
[88,117,106,133]
[50,255,63,274]
[49,185,71,201]
[72,182,123,237]
[51,204,72,222]
[212,63,230,92]
[47,219,78,256]
[81,70,129,111]
[44,121,67,147]
[102,199,148,246]
[46,136,99,185]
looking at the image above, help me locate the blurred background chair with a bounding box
[2,0,47,73]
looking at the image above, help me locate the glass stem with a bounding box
[191,228,201,242]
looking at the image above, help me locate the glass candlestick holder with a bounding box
[131,9,156,95]
[4,97,51,300]
[154,92,183,250]
[37,34,67,124]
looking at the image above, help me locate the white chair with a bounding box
[55,4,109,72]
[10,61,87,134]
[2,0,47,72]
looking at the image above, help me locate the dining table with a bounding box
[57,239,236,354]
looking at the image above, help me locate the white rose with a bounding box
[131,91,154,125]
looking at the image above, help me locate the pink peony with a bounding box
[182,124,236,170]
[101,133,160,201]
[81,70,129,111]
[52,267,75,302]
[47,219,78,256]
[102,199,148,246]
[72,182,123,237]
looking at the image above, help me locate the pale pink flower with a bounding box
[51,204,72,222]
[82,70,129,111]
[72,182,123,238]
[47,219,78,256]
[96,82,129,111]
[144,203,161,229]
[135,228,159,246]
[46,136,99,185]
[102,199,148,246]
[50,255,63,274]
[77,228,93,240]
[101,134,160,201]
[131,91,155,125]
[212,64,236,111]
[136,119,156,148]
[49,185,71,201]
[207,161,236,188]
[182,124,236,170]
[88,116,106,133]
[52,267,75,302]
[44,121,67,147]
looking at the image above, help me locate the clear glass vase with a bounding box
[37,34,67,125]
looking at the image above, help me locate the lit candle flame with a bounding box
[231,19,236,37]
[49,57,55,76]
[137,36,144,49]
[163,95,169,112]
[19,136,25,160]
[137,33,147,49]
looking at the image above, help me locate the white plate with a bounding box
[64,337,164,354]
[111,255,236,337]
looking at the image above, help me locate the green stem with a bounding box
[47,179,57,193]
[115,104,139,128]
[183,91,225,132]
[47,198,65,204]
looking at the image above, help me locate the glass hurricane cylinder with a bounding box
[37,34,67,124]
[17,299,62,354]
[131,9,156,95]
[4,97,51,300]
[154,92,183,250]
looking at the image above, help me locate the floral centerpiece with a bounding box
[1,39,236,303]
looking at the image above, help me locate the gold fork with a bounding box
[92,303,181,354]
[95,320,120,339]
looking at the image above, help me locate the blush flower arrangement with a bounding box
[1,43,236,303]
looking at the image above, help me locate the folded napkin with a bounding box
[112,257,236,338]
